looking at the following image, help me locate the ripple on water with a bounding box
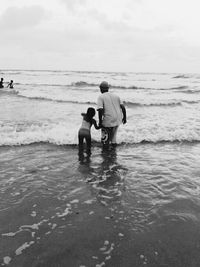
[1,143,200,266]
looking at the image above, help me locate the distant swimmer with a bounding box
[7,80,14,89]
[0,78,4,88]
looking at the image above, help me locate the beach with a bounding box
[1,70,200,266]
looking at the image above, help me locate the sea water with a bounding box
[1,70,200,267]
[1,70,200,145]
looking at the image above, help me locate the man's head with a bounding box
[99,81,109,93]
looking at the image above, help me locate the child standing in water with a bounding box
[78,107,100,152]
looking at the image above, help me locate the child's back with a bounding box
[80,114,92,131]
[78,107,99,152]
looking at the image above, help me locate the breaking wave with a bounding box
[1,121,200,147]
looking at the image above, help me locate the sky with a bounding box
[1,0,200,73]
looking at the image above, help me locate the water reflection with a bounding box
[78,146,127,205]
[98,146,120,183]
[78,149,91,165]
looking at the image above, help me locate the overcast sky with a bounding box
[1,0,200,73]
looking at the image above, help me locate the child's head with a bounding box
[87,107,95,118]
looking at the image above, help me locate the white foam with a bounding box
[0,121,80,146]
[70,199,79,204]
[57,207,71,218]
[3,256,12,265]
[84,199,95,204]
[1,118,200,146]
[31,211,37,217]
[2,232,17,237]
[15,241,35,255]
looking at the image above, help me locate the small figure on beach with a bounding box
[7,80,14,89]
[97,81,127,147]
[0,78,4,88]
[78,107,100,153]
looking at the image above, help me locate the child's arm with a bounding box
[92,119,100,130]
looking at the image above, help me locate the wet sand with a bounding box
[1,143,200,266]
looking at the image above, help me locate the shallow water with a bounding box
[1,143,200,266]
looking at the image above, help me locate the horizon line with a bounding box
[0,68,198,75]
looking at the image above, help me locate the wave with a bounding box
[1,121,200,147]
[173,74,190,79]
[71,81,97,87]
[20,83,67,87]
[13,81,98,90]
[126,101,182,107]
[71,81,141,90]
[1,137,200,147]
[9,93,187,107]
[128,99,199,107]
[0,88,19,95]
[0,70,23,75]
[15,81,141,90]
[7,80,194,94]
[15,93,97,105]
[70,82,194,92]
[4,90,199,107]
[178,89,200,94]
[169,86,188,90]
[70,81,136,89]
[170,86,200,94]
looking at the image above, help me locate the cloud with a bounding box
[0,5,46,31]
[59,0,88,11]
[0,0,200,72]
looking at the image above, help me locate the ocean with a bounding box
[1,70,200,267]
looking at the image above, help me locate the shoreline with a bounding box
[1,137,200,149]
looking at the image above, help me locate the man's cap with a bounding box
[99,81,109,89]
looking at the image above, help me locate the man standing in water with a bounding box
[97,81,127,147]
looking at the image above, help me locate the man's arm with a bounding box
[97,95,104,128]
[97,108,103,128]
[92,119,101,130]
[120,104,127,124]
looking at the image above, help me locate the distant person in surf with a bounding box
[78,107,100,152]
[0,78,4,88]
[7,80,14,89]
[97,81,127,147]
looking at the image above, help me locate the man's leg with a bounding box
[110,126,119,145]
[101,127,110,146]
